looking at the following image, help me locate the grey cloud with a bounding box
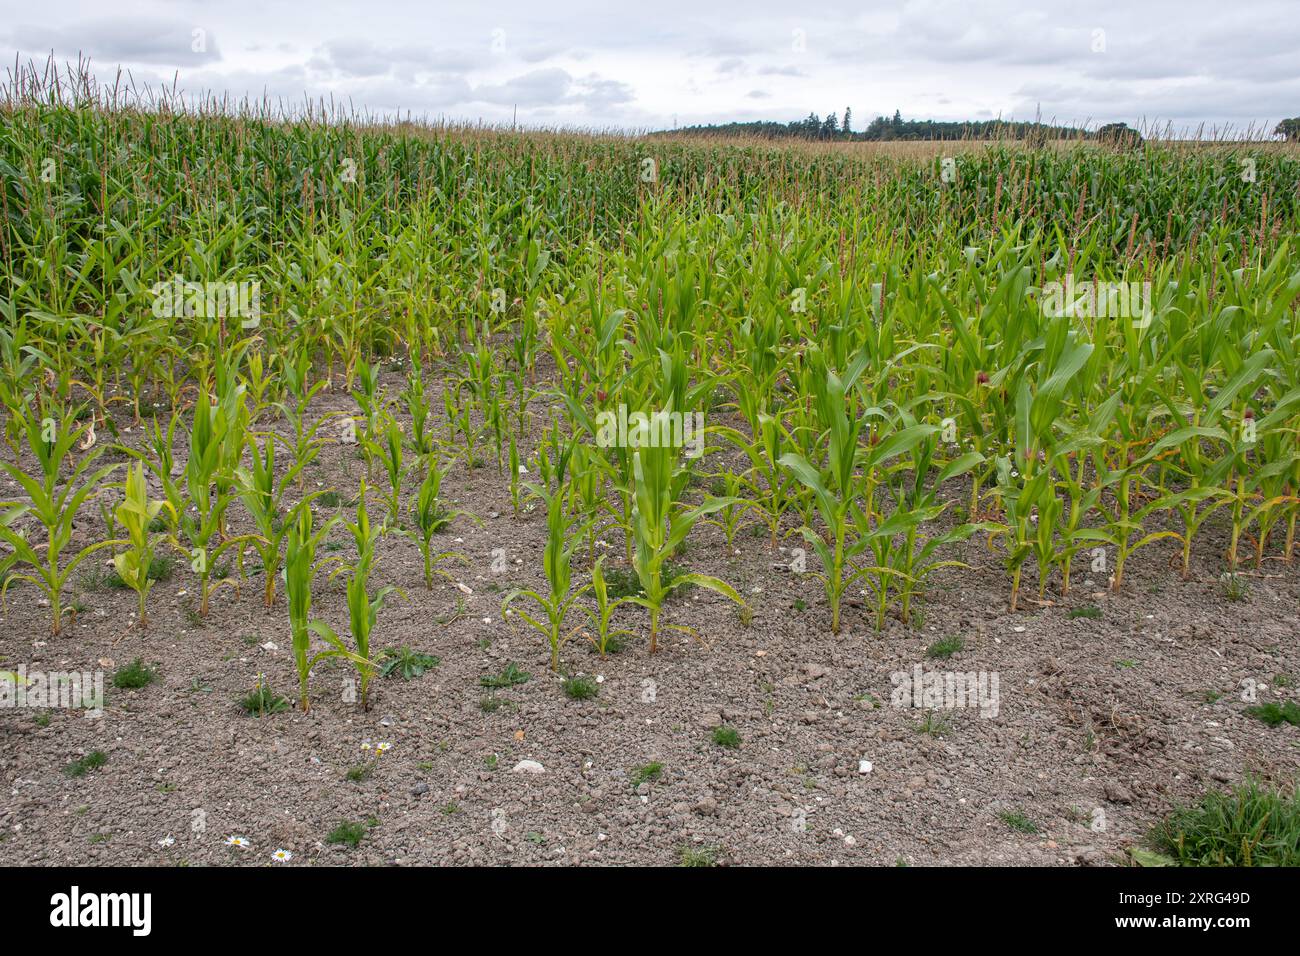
[7,17,221,64]
[469,67,572,106]
[310,40,480,78]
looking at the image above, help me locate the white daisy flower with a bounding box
[271,849,293,863]
[225,835,251,849]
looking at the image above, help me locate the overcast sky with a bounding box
[1,0,1295,134]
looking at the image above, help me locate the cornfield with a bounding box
[1,58,1299,664]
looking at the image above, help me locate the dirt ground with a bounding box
[2,362,1298,866]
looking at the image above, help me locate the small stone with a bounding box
[512,760,546,774]
[1103,781,1133,804]
[858,760,873,774]
[411,782,430,797]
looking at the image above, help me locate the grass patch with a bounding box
[925,635,964,659]
[712,726,741,749]
[630,761,664,788]
[915,712,952,736]
[1067,604,1102,619]
[1245,700,1300,727]
[562,674,599,700]
[998,810,1039,834]
[65,751,107,777]
[325,821,367,848]
[1219,572,1250,602]
[1148,779,1300,866]
[480,662,531,688]
[112,658,156,689]
[679,845,719,867]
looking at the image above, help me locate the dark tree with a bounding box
[1276,118,1300,142]
[1093,122,1144,148]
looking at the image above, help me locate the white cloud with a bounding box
[0,0,1293,131]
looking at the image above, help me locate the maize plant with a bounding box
[627,441,745,653]
[236,432,322,606]
[401,454,473,589]
[284,506,337,713]
[112,461,174,630]
[780,358,934,632]
[502,486,590,670]
[309,488,402,711]
[0,403,121,635]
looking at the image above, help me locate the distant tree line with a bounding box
[668,109,1119,142]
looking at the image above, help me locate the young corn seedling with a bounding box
[992,452,1054,610]
[402,363,437,458]
[236,431,322,606]
[143,392,253,616]
[780,358,933,632]
[367,417,409,528]
[284,506,337,713]
[1092,448,1176,592]
[352,358,384,443]
[583,556,637,657]
[508,434,524,516]
[0,403,121,635]
[309,488,402,711]
[627,440,745,653]
[879,424,990,625]
[1241,410,1300,569]
[211,351,252,538]
[112,461,174,630]
[400,454,473,589]
[702,469,757,552]
[273,372,336,494]
[502,485,590,670]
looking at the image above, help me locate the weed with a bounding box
[65,751,107,777]
[112,658,156,690]
[562,674,599,700]
[712,726,742,748]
